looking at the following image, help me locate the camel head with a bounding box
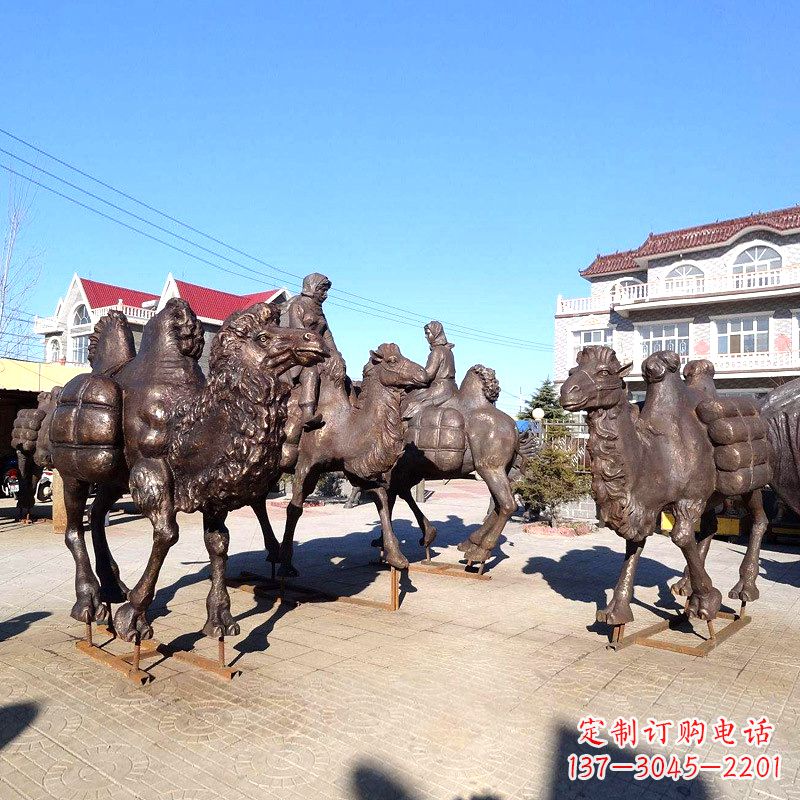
[460,365,501,404]
[210,302,328,380]
[561,346,632,411]
[364,343,427,390]
[140,298,205,361]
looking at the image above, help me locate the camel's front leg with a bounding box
[202,513,240,638]
[372,487,409,569]
[672,501,722,621]
[114,459,178,642]
[729,490,767,603]
[399,487,438,547]
[597,539,645,625]
[251,496,280,565]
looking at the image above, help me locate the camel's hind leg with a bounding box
[90,482,129,604]
[671,503,717,597]
[371,487,409,569]
[278,462,322,578]
[251,496,280,566]
[63,476,108,624]
[597,539,645,625]
[729,489,767,603]
[460,466,515,563]
[398,487,438,548]
[202,513,240,638]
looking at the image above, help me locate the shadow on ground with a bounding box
[0,702,39,752]
[0,611,51,643]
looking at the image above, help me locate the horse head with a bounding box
[459,365,501,405]
[561,346,632,412]
[364,343,427,390]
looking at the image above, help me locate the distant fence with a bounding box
[540,421,590,472]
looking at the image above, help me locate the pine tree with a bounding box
[517,378,569,422]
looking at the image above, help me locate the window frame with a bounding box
[635,319,692,364]
[713,313,771,357]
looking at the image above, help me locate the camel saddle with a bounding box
[50,374,125,483]
[696,396,772,495]
[409,406,466,472]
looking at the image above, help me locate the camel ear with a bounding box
[617,362,633,377]
[369,349,383,363]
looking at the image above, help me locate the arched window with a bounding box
[72,304,91,326]
[48,339,61,363]
[610,277,644,304]
[732,246,782,288]
[664,264,704,294]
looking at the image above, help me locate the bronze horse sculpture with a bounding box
[560,346,770,628]
[38,300,326,642]
[251,344,429,576]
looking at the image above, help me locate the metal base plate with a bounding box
[607,609,750,657]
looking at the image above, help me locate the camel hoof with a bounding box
[686,587,723,621]
[71,594,108,624]
[419,526,438,548]
[464,544,490,563]
[202,609,240,638]
[728,581,759,602]
[277,563,299,578]
[596,603,634,625]
[670,576,692,597]
[383,550,409,570]
[457,538,476,553]
[113,602,154,642]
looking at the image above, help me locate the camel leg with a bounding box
[90,482,129,604]
[596,539,645,625]
[672,500,722,621]
[671,504,717,597]
[463,467,516,562]
[729,490,767,603]
[251,496,280,565]
[15,449,36,522]
[398,487,438,547]
[114,459,177,642]
[202,513,240,638]
[278,462,322,578]
[371,487,409,569]
[63,476,108,624]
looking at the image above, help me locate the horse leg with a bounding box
[671,504,717,597]
[371,487,409,569]
[251,496,280,565]
[729,489,767,603]
[672,500,722,621]
[113,459,177,642]
[596,538,645,625]
[398,487,438,547]
[202,512,240,637]
[278,462,321,578]
[63,476,108,624]
[90,482,129,604]
[464,467,516,562]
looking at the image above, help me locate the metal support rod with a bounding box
[218,636,225,668]
[707,621,716,640]
[85,621,93,647]
[132,633,141,673]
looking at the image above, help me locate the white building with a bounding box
[554,204,800,400]
[34,273,288,373]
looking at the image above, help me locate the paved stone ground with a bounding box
[1,479,799,800]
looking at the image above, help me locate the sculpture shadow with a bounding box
[523,544,684,626]
[0,611,51,643]
[544,722,710,799]
[0,701,40,753]
[747,540,800,589]
[350,760,501,800]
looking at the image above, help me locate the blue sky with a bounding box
[2,2,798,415]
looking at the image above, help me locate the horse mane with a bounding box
[88,310,136,375]
[470,364,500,404]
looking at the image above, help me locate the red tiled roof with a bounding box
[80,278,158,309]
[174,280,283,322]
[581,204,800,277]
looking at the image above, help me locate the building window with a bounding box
[664,264,704,294]
[72,335,89,364]
[48,339,61,363]
[72,304,91,327]
[716,316,769,355]
[574,329,612,360]
[732,246,782,288]
[638,322,690,362]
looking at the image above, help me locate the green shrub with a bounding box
[515,445,590,522]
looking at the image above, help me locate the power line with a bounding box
[0,127,551,350]
[0,162,551,352]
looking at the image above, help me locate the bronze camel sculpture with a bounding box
[251,344,428,576]
[45,299,326,642]
[560,346,770,626]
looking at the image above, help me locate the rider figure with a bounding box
[402,320,457,420]
[281,272,337,430]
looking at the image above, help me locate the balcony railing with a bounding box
[33,303,157,335]
[556,264,800,314]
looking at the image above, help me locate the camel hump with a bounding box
[50,374,125,482]
[412,407,466,472]
[697,396,772,494]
